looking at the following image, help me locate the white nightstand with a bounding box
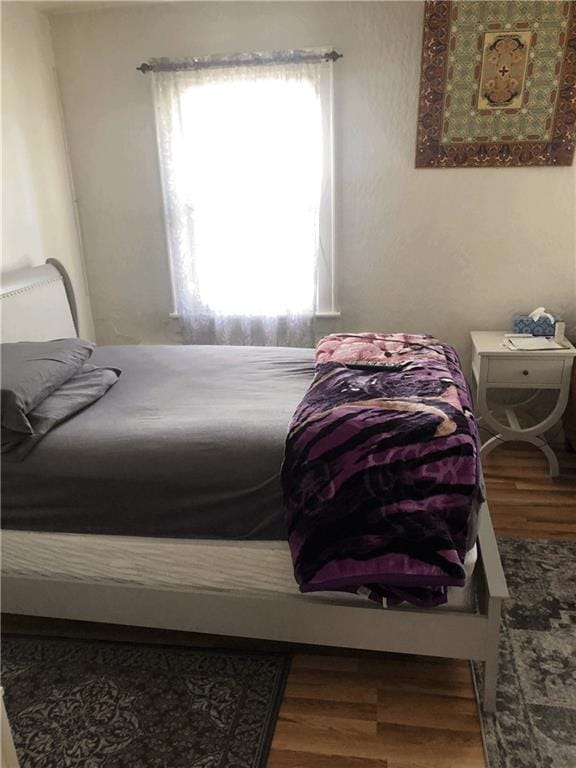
[471,331,576,477]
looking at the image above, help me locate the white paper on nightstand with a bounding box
[506,337,563,351]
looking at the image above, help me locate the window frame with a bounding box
[315,59,337,317]
[158,54,338,320]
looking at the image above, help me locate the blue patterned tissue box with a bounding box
[512,313,558,336]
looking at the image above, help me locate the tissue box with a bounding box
[512,313,558,336]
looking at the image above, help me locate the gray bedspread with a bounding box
[2,345,314,540]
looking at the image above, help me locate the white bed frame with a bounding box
[0,262,509,712]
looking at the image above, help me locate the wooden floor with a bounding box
[3,444,575,768]
[483,443,576,541]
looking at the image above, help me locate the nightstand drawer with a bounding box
[487,358,564,387]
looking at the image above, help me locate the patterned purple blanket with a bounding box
[281,333,483,607]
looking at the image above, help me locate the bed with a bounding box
[0,261,508,712]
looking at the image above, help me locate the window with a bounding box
[151,50,336,345]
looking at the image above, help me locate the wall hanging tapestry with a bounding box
[416,1,576,167]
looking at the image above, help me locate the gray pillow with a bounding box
[2,363,120,460]
[1,339,94,434]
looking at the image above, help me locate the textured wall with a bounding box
[49,2,576,360]
[2,3,95,340]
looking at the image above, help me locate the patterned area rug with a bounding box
[473,537,576,768]
[1,637,289,767]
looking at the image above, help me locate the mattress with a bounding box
[1,345,315,540]
[1,530,478,612]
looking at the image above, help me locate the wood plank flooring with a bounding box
[3,444,575,767]
[270,654,484,768]
[484,443,576,540]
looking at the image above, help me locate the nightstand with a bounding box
[471,331,576,477]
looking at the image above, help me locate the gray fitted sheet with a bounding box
[2,345,315,539]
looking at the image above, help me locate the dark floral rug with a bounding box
[1,636,289,768]
[473,537,576,768]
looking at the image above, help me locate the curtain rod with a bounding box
[137,49,343,74]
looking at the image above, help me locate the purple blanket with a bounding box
[281,333,483,607]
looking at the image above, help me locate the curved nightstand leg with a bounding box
[479,435,503,460]
[534,439,560,478]
[480,433,560,476]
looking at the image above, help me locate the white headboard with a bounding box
[1,260,78,343]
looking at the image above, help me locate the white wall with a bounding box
[2,3,95,339]
[49,1,576,358]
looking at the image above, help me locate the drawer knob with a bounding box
[522,369,529,376]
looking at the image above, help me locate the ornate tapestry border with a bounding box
[415,1,576,167]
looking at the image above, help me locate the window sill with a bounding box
[169,311,341,320]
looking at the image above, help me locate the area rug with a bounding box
[473,537,576,768]
[1,636,289,768]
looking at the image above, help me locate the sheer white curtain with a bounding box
[152,58,324,346]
